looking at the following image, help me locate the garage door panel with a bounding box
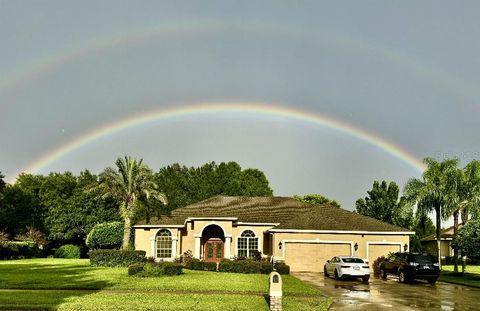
[285,243,351,272]
[368,244,401,265]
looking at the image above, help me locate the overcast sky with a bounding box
[1,1,480,213]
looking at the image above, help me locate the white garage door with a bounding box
[284,242,351,272]
[367,243,402,265]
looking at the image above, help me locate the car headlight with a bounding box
[409,262,419,266]
[433,263,439,267]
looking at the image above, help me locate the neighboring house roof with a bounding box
[136,196,411,233]
[421,225,462,242]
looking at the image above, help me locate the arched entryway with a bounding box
[202,224,225,262]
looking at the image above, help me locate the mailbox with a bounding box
[269,271,282,311]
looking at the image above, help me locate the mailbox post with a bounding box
[269,271,282,311]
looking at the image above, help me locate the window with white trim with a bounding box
[237,230,258,258]
[156,229,172,258]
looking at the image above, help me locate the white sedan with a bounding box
[324,256,370,282]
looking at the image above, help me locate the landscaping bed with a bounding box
[440,265,480,288]
[0,259,331,310]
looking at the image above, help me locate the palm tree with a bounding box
[94,156,167,249]
[404,158,459,268]
[453,160,480,272]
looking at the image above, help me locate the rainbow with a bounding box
[0,22,477,111]
[18,101,426,180]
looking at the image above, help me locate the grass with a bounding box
[0,259,331,310]
[440,265,480,288]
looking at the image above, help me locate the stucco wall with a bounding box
[134,227,179,258]
[422,240,452,257]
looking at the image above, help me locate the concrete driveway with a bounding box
[294,272,480,311]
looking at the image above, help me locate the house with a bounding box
[133,196,414,272]
[420,225,459,258]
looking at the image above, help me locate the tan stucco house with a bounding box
[133,196,414,272]
[421,226,459,258]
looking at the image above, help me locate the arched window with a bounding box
[237,230,259,258]
[156,229,172,258]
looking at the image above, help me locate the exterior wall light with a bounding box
[404,244,408,252]
[278,242,282,250]
[354,242,358,252]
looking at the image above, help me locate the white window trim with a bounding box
[235,229,260,258]
[278,239,354,260]
[365,241,404,263]
[150,228,177,261]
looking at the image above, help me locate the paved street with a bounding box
[294,272,480,311]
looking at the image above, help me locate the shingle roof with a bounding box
[421,225,459,241]
[137,196,410,232]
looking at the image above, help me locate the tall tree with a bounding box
[292,194,340,208]
[355,180,412,227]
[0,171,6,193]
[448,160,480,272]
[93,156,167,249]
[404,158,459,268]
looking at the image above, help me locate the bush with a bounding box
[260,262,274,274]
[0,241,40,259]
[218,259,261,274]
[128,263,145,276]
[274,263,290,275]
[186,258,217,271]
[86,222,123,249]
[372,256,386,276]
[54,244,81,259]
[90,249,146,267]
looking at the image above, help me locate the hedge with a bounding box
[218,259,261,274]
[274,263,290,275]
[0,241,40,260]
[186,259,217,271]
[89,249,146,267]
[128,262,183,277]
[86,222,123,249]
[54,244,81,259]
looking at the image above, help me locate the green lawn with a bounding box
[0,259,331,311]
[440,265,480,288]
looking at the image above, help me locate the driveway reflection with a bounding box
[293,272,479,311]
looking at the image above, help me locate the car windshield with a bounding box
[410,254,436,264]
[342,258,364,263]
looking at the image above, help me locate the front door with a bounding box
[204,239,224,262]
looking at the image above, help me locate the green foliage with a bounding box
[356,180,413,228]
[86,222,123,249]
[260,262,274,274]
[89,249,147,267]
[0,231,8,246]
[185,259,217,271]
[292,194,341,208]
[0,241,40,259]
[93,156,167,249]
[274,263,290,275]
[372,256,386,276]
[452,219,480,258]
[54,244,80,259]
[127,263,145,276]
[15,227,48,247]
[218,259,260,273]
[152,161,273,213]
[141,262,183,277]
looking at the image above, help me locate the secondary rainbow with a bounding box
[20,102,426,179]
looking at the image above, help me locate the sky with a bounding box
[1,1,480,215]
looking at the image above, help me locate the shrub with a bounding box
[218,259,261,274]
[186,258,217,271]
[128,263,145,276]
[86,222,123,249]
[274,263,290,275]
[0,241,40,259]
[260,262,274,274]
[15,227,48,247]
[54,244,81,259]
[180,250,194,267]
[252,251,262,262]
[0,230,9,246]
[90,249,146,267]
[372,256,386,276]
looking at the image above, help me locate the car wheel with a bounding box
[362,276,370,282]
[379,267,387,279]
[398,270,407,283]
[334,269,340,280]
[427,279,437,284]
[324,266,329,277]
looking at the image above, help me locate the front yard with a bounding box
[0,259,331,310]
[440,265,480,288]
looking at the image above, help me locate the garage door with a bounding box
[367,244,401,265]
[284,242,351,272]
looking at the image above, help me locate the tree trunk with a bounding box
[122,217,131,250]
[436,205,442,269]
[453,210,459,273]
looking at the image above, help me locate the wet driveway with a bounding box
[294,272,480,310]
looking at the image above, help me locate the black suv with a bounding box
[379,252,440,284]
